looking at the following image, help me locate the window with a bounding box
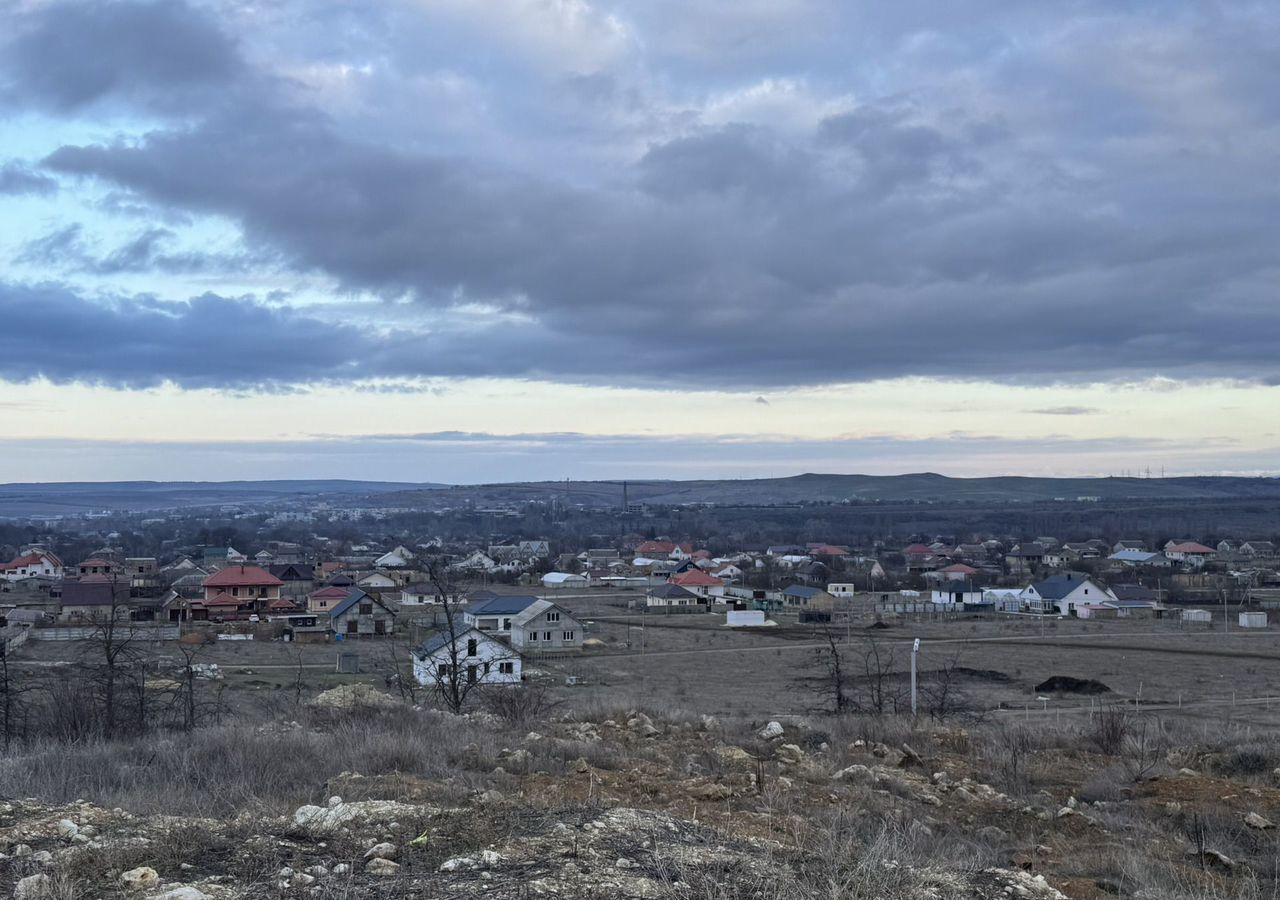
[528,631,538,641]
[547,611,560,623]
[502,617,511,630]
[498,661,514,675]
[437,664,447,678]
[359,603,373,615]
[467,638,477,657]
[544,631,552,641]
[467,665,477,684]
[563,630,575,642]
[346,620,357,634]
[374,619,385,635]
[483,662,490,674]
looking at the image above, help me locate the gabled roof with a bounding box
[416,623,513,658]
[670,569,723,588]
[511,598,563,628]
[1168,542,1215,554]
[467,595,540,616]
[940,563,978,574]
[329,588,396,619]
[1029,572,1101,600]
[782,584,822,598]
[649,583,697,599]
[204,565,284,588]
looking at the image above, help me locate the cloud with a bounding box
[7,0,1280,393]
[0,161,57,196]
[0,282,395,390]
[1027,406,1099,416]
[0,0,244,113]
[17,224,270,275]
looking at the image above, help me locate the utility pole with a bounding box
[910,638,921,717]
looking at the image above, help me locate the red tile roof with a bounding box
[203,565,284,588]
[1169,542,1216,554]
[2,551,61,571]
[205,592,244,607]
[670,569,723,588]
[941,563,979,574]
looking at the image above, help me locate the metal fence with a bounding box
[29,624,180,641]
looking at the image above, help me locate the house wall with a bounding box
[331,607,395,636]
[413,636,521,685]
[511,608,582,651]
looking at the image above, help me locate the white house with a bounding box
[453,551,498,573]
[398,582,465,607]
[412,625,521,686]
[1019,573,1117,616]
[509,599,583,652]
[375,546,414,568]
[1,549,63,582]
[357,572,398,590]
[464,595,540,634]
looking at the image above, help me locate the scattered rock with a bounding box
[365,842,399,860]
[366,858,401,876]
[120,866,160,890]
[154,888,211,900]
[758,721,784,740]
[688,782,733,801]
[775,744,805,765]
[1177,768,1200,777]
[308,683,398,710]
[898,744,925,769]
[15,874,51,900]
[1244,812,1275,830]
[55,818,79,839]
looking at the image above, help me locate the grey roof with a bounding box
[329,588,396,619]
[649,583,697,599]
[782,584,822,598]
[466,595,540,616]
[416,623,510,657]
[1029,572,1096,601]
[510,598,556,628]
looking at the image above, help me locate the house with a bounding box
[1005,543,1046,574]
[780,584,834,609]
[202,563,282,611]
[541,572,587,588]
[710,563,742,580]
[1,549,63,582]
[1019,572,1117,616]
[519,540,551,559]
[307,585,351,614]
[931,583,987,609]
[329,589,398,637]
[375,546,414,568]
[356,571,398,590]
[453,551,497,573]
[1112,540,1146,554]
[668,568,725,600]
[267,563,315,601]
[1241,541,1277,559]
[1164,542,1216,567]
[931,563,978,582]
[464,595,540,634]
[646,583,701,607]
[509,599,582,652]
[1108,549,1171,567]
[398,582,465,607]
[413,625,521,687]
[59,577,132,622]
[76,558,117,577]
[125,558,160,592]
[1042,548,1080,568]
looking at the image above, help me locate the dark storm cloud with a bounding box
[12,0,1280,390]
[0,161,58,196]
[0,282,388,390]
[0,0,243,113]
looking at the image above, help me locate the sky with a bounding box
[1,0,1278,483]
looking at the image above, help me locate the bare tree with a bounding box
[816,627,848,714]
[0,639,35,749]
[418,557,516,715]
[82,577,140,739]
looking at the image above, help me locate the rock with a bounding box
[627,714,660,738]
[758,721,784,740]
[1164,802,1184,817]
[479,850,502,866]
[1244,812,1276,830]
[713,745,754,767]
[1056,807,1075,819]
[571,757,590,774]
[292,872,317,887]
[305,865,330,877]
[499,747,531,767]
[688,782,733,801]
[700,715,720,731]
[365,842,399,860]
[931,771,952,787]
[332,863,351,875]
[13,843,31,857]
[121,866,160,890]
[615,857,635,869]
[366,858,401,876]
[154,888,212,900]
[1177,768,1200,777]
[440,856,470,873]
[479,789,505,805]
[292,798,421,834]
[978,825,1008,843]
[899,744,925,769]
[1186,848,1239,871]
[31,850,53,865]
[15,875,51,900]
[308,683,398,710]
[775,744,805,765]
[56,818,79,839]
[832,764,875,783]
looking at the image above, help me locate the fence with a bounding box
[29,624,180,642]
[1,626,29,655]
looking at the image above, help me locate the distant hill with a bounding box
[401,473,1280,508]
[0,480,445,517]
[2,473,1278,518]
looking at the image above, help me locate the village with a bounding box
[2,525,1278,700]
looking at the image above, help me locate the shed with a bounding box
[726,610,767,627]
[1238,611,1268,629]
[1182,609,1213,624]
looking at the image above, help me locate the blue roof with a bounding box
[782,584,821,598]
[417,623,477,656]
[1030,572,1094,601]
[467,595,540,616]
